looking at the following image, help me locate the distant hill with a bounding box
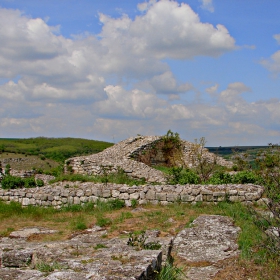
[0,137,113,162]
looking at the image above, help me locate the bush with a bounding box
[1,175,39,189]
[1,175,24,189]
[24,177,37,188]
[232,171,262,184]
[36,179,44,187]
[207,171,232,185]
[167,167,200,185]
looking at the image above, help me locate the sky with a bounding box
[0,0,280,146]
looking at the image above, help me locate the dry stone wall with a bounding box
[67,135,233,183]
[0,183,264,208]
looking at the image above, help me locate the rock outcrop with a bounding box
[0,215,240,280]
[174,215,240,279]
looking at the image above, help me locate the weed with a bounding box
[131,199,137,208]
[35,261,64,272]
[71,216,87,230]
[94,243,107,250]
[96,215,112,227]
[156,258,185,280]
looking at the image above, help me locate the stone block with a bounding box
[201,189,213,195]
[112,190,120,198]
[22,198,30,206]
[29,198,36,205]
[68,196,74,204]
[88,196,99,203]
[156,193,166,201]
[205,194,213,202]
[119,193,129,200]
[74,197,80,204]
[102,190,111,198]
[76,190,84,197]
[80,196,89,203]
[228,190,238,195]
[85,189,92,196]
[229,196,240,202]
[181,194,194,202]
[192,188,201,196]
[140,191,146,199]
[160,201,169,206]
[146,190,156,200]
[125,200,132,207]
[130,192,140,200]
[139,199,147,205]
[195,194,203,202]
[167,193,179,202]
[245,192,261,201]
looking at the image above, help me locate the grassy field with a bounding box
[0,137,113,163]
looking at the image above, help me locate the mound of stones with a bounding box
[67,135,232,183]
[0,215,240,280]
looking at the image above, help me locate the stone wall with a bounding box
[0,183,264,208]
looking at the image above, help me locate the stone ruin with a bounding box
[66,135,233,183]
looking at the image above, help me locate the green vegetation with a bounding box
[1,175,42,189]
[156,258,185,280]
[50,168,146,186]
[0,137,113,162]
[35,261,65,273]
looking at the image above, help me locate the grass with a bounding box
[0,137,113,163]
[50,171,147,186]
[0,152,59,171]
[0,199,278,278]
[35,261,65,273]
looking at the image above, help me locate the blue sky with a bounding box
[0,0,279,146]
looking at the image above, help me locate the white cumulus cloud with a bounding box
[199,0,214,12]
[260,34,280,76]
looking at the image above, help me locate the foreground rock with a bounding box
[0,215,241,279]
[0,226,169,280]
[173,215,241,280]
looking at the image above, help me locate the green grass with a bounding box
[50,170,147,186]
[0,137,113,163]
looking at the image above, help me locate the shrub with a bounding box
[207,171,232,184]
[167,167,200,185]
[231,171,262,184]
[24,177,37,188]
[1,175,39,189]
[5,164,11,175]
[1,175,24,189]
[36,179,44,187]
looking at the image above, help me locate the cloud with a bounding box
[206,83,219,95]
[99,0,235,60]
[149,71,193,94]
[199,0,214,13]
[260,34,280,76]
[2,3,278,145]
[273,34,280,44]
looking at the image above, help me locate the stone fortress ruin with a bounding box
[66,134,232,183]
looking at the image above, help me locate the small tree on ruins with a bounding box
[190,137,218,183]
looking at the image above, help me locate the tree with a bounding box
[190,137,218,182]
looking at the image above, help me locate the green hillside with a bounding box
[0,137,113,162]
